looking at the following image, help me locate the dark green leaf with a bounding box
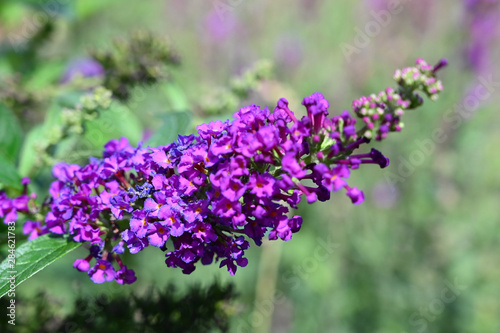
[0,235,82,298]
[0,104,23,163]
[146,111,192,147]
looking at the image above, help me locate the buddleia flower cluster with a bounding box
[1,58,446,284]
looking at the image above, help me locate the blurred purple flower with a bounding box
[367,0,435,31]
[465,0,500,9]
[301,0,321,18]
[274,34,304,69]
[61,58,104,84]
[203,8,239,42]
[367,0,387,11]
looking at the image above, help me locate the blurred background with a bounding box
[0,0,499,332]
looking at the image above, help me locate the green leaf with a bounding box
[24,62,65,91]
[17,124,44,177]
[0,104,23,163]
[18,98,76,176]
[0,155,22,190]
[0,235,82,298]
[75,0,116,20]
[42,101,64,133]
[146,111,192,147]
[56,90,86,109]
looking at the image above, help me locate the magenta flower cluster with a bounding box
[1,58,446,284]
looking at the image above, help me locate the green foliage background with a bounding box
[1,0,499,332]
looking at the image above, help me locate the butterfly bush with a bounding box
[1,59,446,284]
[463,0,499,75]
